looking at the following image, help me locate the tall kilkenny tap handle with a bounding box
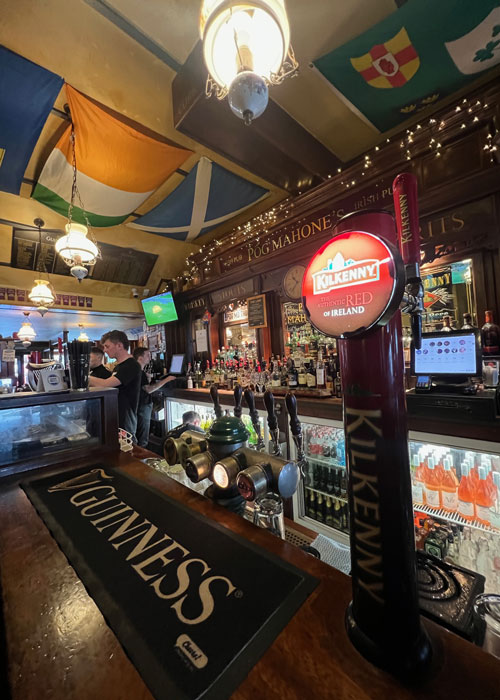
[234,384,243,418]
[263,390,278,431]
[393,173,420,272]
[243,387,256,415]
[210,384,223,418]
[285,392,301,438]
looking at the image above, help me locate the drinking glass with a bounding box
[474,594,500,659]
[253,492,285,539]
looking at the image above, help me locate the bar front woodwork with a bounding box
[1,451,499,700]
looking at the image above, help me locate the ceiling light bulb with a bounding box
[55,223,98,265]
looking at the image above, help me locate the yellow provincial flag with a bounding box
[350,28,420,89]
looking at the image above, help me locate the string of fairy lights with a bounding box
[181,93,498,285]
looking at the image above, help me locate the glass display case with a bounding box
[222,303,258,362]
[0,388,118,477]
[292,417,500,593]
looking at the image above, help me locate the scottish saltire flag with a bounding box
[0,46,62,194]
[128,157,269,241]
[314,0,500,132]
[32,85,191,227]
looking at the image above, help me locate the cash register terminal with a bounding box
[411,330,481,394]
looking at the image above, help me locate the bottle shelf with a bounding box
[305,485,348,504]
[414,503,500,534]
[305,454,346,470]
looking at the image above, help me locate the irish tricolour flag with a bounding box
[32,85,191,227]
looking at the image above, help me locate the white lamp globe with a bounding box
[55,223,98,265]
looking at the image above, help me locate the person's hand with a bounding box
[146,372,153,382]
[163,375,175,384]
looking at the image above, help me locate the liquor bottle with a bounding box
[475,466,493,526]
[334,371,342,398]
[325,496,334,527]
[288,359,298,389]
[461,313,476,330]
[481,310,500,355]
[306,360,317,388]
[457,464,475,521]
[325,359,334,394]
[186,363,193,389]
[316,355,325,389]
[298,361,307,386]
[272,363,281,388]
[441,315,454,332]
[424,457,441,509]
[441,457,459,513]
[316,493,324,523]
[326,468,335,494]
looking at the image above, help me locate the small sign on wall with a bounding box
[247,294,267,329]
[2,348,16,362]
[195,328,208,353]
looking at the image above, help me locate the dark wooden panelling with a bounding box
[172,43,341,194]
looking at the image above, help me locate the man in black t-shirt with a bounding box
[88,330,142,439]
[89,347,112,379]
[133,347,175,447]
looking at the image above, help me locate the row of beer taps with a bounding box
[209,384,308,479]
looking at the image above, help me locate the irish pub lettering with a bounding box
[247,214,333,261]
[346,407,384,605]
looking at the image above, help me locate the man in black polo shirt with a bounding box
[89,347,112,379]
[132,347,175,448]
[88,330,141,440]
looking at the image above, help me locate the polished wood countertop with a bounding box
[1,452,500,700]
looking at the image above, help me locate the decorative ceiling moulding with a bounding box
[172,42,341,194]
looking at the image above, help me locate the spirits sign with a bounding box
[302,230,404,337]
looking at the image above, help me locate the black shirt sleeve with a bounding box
[90,365,112,379]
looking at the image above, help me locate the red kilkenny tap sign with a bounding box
[302,230,403,337]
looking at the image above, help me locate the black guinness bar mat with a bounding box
[22,466,318,700]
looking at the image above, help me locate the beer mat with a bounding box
[22,466,318,700]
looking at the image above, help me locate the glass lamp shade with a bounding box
[18,320,36,342]
[29,279,55,307]
[200,0,290,90]
[77,330,89,342]
[55,223,98,264]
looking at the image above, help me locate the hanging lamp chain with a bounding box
[68,120,101,259]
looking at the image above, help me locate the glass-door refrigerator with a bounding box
[291,418,500,594]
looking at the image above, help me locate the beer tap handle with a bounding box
[263,390,278,431]
[210,384,223,418]
[244,387,265,451]
[233,384,243,418]
[285,392,307,479]
[264,389,281,456]
[393,173,423,350]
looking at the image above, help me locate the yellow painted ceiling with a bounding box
[1,0,499,289]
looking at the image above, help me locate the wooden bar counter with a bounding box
[1,451,499,700]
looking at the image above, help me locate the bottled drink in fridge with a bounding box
[457,464,475,521]
[441,458,459,513]
[424,457,442,509]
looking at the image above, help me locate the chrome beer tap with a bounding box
[264,389,281,456]
[285,392,307,480]
[243,387,265,451]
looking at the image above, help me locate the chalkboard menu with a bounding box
[247,294,267,328]
[11,228,157,286]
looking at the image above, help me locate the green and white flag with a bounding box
[314,0,500,132]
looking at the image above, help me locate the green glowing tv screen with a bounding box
[141,292,178,326]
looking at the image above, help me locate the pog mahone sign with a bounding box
[302,230,404,338]
[23,467,317,700]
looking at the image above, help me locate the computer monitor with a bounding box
[411,330,481,379]
[169,354,185,375]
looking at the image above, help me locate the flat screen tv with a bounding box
[141,291,178,326]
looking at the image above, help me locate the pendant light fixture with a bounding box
[28,218,56,317]
[55,113,99,281]
[77,325,89,342]
[200,0,298,125]
[17,312,37,347]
